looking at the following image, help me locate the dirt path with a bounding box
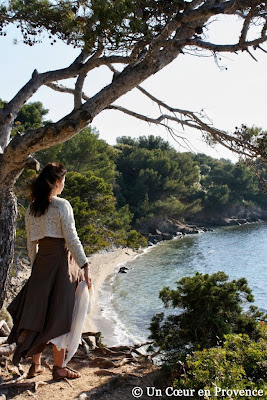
[1,346,164,400]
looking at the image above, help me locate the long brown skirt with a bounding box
[7,237,84,363]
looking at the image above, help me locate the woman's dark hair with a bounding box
[30,162,67,216]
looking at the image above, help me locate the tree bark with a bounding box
[0,178,18,309]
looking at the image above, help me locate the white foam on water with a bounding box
[97,255,148,346]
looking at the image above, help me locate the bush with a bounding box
[176,324,267,399]
[149,272,265,364]
[126,229,148,248]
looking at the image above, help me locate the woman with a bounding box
[7,162,92,380]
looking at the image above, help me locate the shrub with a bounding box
[176,324,267,399]
[149,272,265,364]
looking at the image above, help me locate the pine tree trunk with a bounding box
[0,185,17,309]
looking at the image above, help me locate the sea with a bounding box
[95,222,267,346]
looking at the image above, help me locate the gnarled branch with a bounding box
[177,31,267,55]
[106,83,261,160]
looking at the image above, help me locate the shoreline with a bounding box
[84,221,267,345]
[83,247,140,344]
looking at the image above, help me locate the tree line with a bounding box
[11,101,267,256]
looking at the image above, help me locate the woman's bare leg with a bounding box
[32,352,42,372]
[27,352,43,377]
[52,345,65,367]
[32,352,42,365]
[52,345,80,378]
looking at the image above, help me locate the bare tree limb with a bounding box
[246,48,258,61]
[74,73,87,109]
[45,82,89,101]
[177,33,267,54]
[0,51,131,149]
[106,100,258,159]
[239,5,257,45]
[258,44,267,53]
[1,0,265,157]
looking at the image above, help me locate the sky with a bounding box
[1,14,267,162]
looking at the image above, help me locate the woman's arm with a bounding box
[60,199,89,268]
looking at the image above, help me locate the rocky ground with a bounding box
[143,215,264,245]
[0,341,166,400]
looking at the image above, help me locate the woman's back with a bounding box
[26,196,87,268]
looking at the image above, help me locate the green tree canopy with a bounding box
[149,272,265,363]
[115,135,201,222]
[36,126,117,184]
[193,153,267,214]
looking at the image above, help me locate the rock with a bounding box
[118,266,128,273]
[89,357,116,368]
[161,233,174,241]
[236,218,248,225]
[79,394,89,400]
[158,220,182,235]
[224,218,240,226]
[180,226,198,234]
[146,234,163,244]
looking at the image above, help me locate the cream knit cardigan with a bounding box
[25,196,88,267]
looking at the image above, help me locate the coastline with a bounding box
[83,247,139,343]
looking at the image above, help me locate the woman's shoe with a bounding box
[52,366,81,380]
[27,363,44,379]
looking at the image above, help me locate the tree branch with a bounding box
[1,0,266,168]
[177,29,267,54]
[0,47,131,149]
[74,72,87,109]
[45,82,89,101]
[239,5,257,45]
[106,95,259,159]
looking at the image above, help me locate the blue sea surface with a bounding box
[98,222,267,345]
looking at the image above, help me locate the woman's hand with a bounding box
[84,266,92,289]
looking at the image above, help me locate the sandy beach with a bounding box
[82,247,139,343]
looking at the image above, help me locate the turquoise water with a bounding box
[99,222,267,345]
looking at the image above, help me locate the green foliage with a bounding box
[153,196,202,219]
[62,172,147,253]
[125,229,148,249]
[149,272,265,364]
[13,101,49,134]
[175,324,267,399]
[35,127,117,184]
[193,153,267,214]
[11,100,267,258]
[0,98,49,136]
[12,101,145,255]
[1,0,187,51]
[115,136,201,223]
